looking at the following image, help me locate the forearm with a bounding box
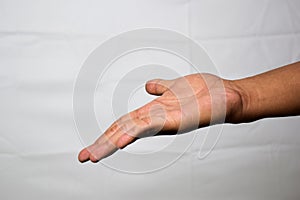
[229,62,300,123]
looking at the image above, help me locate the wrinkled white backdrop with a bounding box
[1,0,300,200]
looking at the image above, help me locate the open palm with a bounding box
[78,73,241,163]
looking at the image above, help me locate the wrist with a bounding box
[223,79,251,123]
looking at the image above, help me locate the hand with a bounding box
[78,73,243,163]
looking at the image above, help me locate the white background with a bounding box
[0,0,300,199]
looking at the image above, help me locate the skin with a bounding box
[78,61,300,163]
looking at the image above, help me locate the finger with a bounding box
[80,111,141,162]
[78,101,166,162]
[78,148,91,163]
[117,133,137,149]
[109,117,145,149]
[77,114,129,163]
[78,144,116,163]
[84,121,136,162]
[145,79,173,96]
[115,107,167,148]
[90,113,133,146]
[87,139,118,163]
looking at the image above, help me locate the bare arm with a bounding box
[78,62,300,163]
[229,61,300,123]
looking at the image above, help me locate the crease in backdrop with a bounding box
[0,0,300,200]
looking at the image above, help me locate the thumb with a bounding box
[145,79,172,96]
